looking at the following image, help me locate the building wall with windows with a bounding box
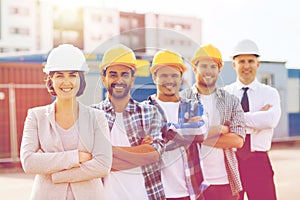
[0,0,36,52]
[84,8,119,52]
[0,1,202,55]
[36,0,53,52]
[287,69,300,136]
[145,13,202,58]
[287,69,300,113]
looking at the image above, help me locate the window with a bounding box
[91,34,102,41]
[91,14,102,23]
[260,73,274,86]
[9,27,30,35]
[131,18,139,28]
[9,7,29,16]
[15,48,29,52]
[0,48,9,53]
[106,16,113,23]
[164,22,191,30]
[53,7,84,49]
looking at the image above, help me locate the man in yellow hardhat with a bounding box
[92,44,165,200]
[148,49,208,200]
[224,39,281,200]
[180,44,245,200]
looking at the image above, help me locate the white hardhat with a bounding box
[43,44,89,74]
[231,39,260,58]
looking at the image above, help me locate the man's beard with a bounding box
[108,83,131,99]
[198,79,216,90]
[160,83,177,96]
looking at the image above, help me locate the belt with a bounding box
[166,196,190,200]
[249,151,268,158]
[237,151,268,161]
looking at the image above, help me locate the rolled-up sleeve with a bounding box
[148,106,165,155]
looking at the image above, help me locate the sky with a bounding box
[101,0,300,68]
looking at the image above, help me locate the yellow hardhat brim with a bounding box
[192,57,224,69]
[100,62,136,72]
[150,63,187,74]
[191,44,223,68]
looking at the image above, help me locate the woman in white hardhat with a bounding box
[43,44,89,97]
[20,44,112,200]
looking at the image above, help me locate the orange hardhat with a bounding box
[100,44,137,72]
[191,44,223,69]
[150,50,187,74]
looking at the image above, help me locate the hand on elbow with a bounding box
[79,151,92,163]
[145,150,160,164]
[235,137,244,149]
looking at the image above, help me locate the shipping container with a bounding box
[0,62,52,162]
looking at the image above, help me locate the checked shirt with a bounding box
[180,85,245,196]
[148,95,205,200]
[92,97,165,200]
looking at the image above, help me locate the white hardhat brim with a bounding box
[231,51,260,58]
[43,65,89,73]
[231,39,261,58]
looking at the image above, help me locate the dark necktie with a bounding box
[237,87,251,160]
[241,87,249,112]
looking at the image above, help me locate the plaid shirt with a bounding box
[180,85,245,196]
[92,97,165,200]
[148,95,204,200]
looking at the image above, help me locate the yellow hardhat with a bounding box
[100,44,137,72]
[191,44,223,68]
[150,50,187,74]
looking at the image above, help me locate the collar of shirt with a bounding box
[101,97,140,114]
[235,78,259,92]
[191,84,224,100]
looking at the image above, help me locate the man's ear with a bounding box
[130,76,135,87]
[101,74,105,83]
[152,73,157,84]
[192,66,197,74]
[232,60,237,70]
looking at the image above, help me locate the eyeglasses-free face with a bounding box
[51,71,80,100]
[233,54,260,85]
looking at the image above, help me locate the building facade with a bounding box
[0,0,202,55]
[0,0,36,52]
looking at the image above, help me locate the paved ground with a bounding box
[1,142,300,200]
[268,142,300,199]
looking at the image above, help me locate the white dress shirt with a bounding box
[224,78,281,151]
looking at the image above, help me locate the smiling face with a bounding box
[51,71,80,100]
[233,54,260,85]
[193,59,220,94]
[153,66,182,102]
[102,65,135,100]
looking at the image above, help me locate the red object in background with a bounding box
[0,62,52,161]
